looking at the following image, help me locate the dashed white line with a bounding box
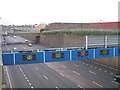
[73,64,79,67]
[47,65,53,69]
[5,66,12,88]
[27,79,29,82]
[94,67,97,69]
[25,76,28,80]
[61,65,67,68]
[112,81,120,85]
[43,75,48,80]
[35,67,38,71]
[31,86,34,89]
[73,71,80,75]
[110,73,113,75]
[59,73,64,77]
[29,83,32,86]
[89,70,96,75]
[92,81,103,87]
[104,71,107,72]
[99,69,102,71]
[77,84,83,88]
[55,86,59,90]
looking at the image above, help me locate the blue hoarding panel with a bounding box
[45,51,70,62]
[115,48,120,56]
[95,48,114,58]
[72,49,94,60]
[2,54,14,65]
[15,52,44,65]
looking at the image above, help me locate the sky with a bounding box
[0,0,119,25]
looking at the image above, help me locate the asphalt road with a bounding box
[2,35,120,89]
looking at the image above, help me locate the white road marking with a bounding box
[77,84,83,88]
[29,83,32,86]
[112,81,120,85]
[110,73,113,75]
[25,76,28,80]
[27,79,29,82]
[73,71,80,75]
[89,70,96,75]
[90,66,93,67]
[87,64,89,66]
[73,64,79,67]
[99,69,102,71]
[6,66,12,88]
[95,67,97,69]
[92,81,103,87]
[87,60,118,71]
[47,65,53,69]
[104,71,107,72]
[61,65,67,68]
[31,86,34,89]
[23,74,26,77]
[55,86,59,90]
[59,73,64,77]
[35,67,38,71]
[43,75,48,80]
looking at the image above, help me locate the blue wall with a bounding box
[2,54,14,65]
[115,48,120,56]
[95,48,114,58]
[72,49,94,60]
[2,47,119,65]
[45,51,70,62]
[15,52,44,65]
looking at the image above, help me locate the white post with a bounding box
[70,50,72,61]
[105,35,107,48]
[85,36,88,49]
[43,51,45,63]
[113,48,115,56]
[13,53,15,65]
[93,49,95,59]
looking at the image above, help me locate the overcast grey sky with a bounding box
[0,0,119,25]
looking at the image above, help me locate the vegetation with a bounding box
[42,30,119,35]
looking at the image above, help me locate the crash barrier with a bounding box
[2,47,119,65]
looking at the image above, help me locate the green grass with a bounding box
[42,30,119,35]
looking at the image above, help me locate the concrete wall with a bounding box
[91,57,119,69]
[40,33,85,48]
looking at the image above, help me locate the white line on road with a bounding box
[73,71,80,75]
[94,67,97,69]
[89,70,96,75]
[35,67,38,71]
[92,81,103,87]
[6,66,12,88]
[27,79,29,82]
[61,65,67,68]
[43,75,48,80]
[47,65,53,69]
[55,86,59,90]
[31,86,34,89]
[59,73,64,77]
[104,71,107,72]
[77,84,83,88]
[29,83,32,86]
[87,64,89,66]
[90,66,93,67]
[99,69,102,71]
[112,81,120,85]
[73,64,79,67]
[110,73,113,75]
[25,76,28,80]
